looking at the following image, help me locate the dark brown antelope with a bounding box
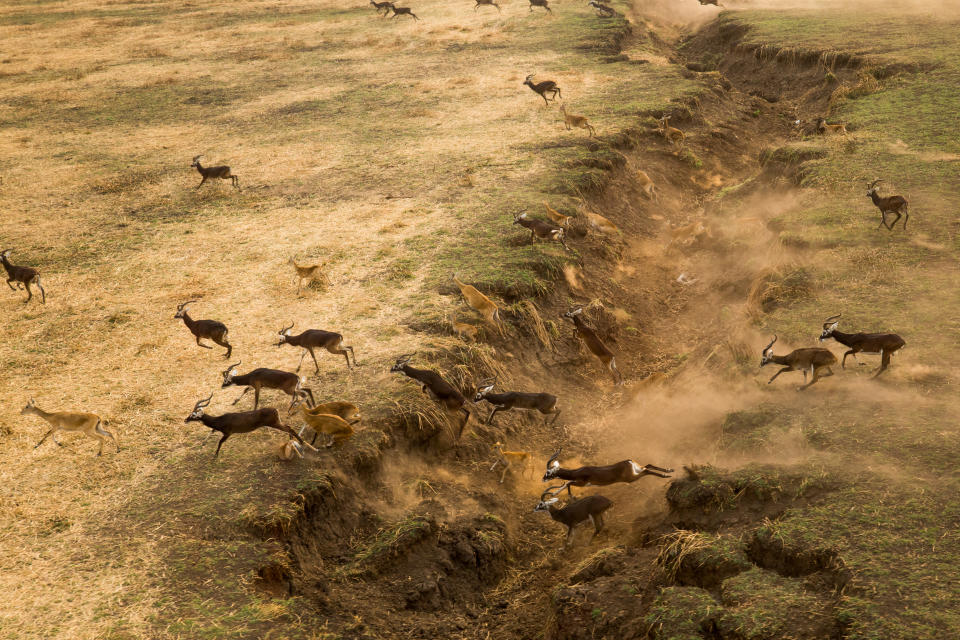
[277,322,356,372]
[528,0,552,12]
[391,5,419,20]
[370,0,394,15]
[563,307,623,385]
[587,0,615,16]
[174,301,232,358]
[191,155,239,190]
[185,393,315,459]
[760,335,838,390]
[542,448,673,497]
[391,353,471,439]
[867,179,909,231]
[534,490,612,548]
[21,398,118,457]
[523,74,560,105]
[475,0,501,12]
[818,314,906,378]
[221,361,315,411]
[514,213,568,249]
[474,378,560,425]
[1,249,45,304]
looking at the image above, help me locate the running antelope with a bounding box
[582,210,620,235]
[474,378,560,425]
[174,301,232,358]
[221,361,315,411]
[289,258,328,295]
[866,179,909,231]
[475,0,501,12]
[191,155,239,190]
[635,169,658,201]
[490,441,531,484]
[542,202,573,227]
[523,74,560,106]
[657,116,685,150]
[185,393,315,459]
[818,314,905,378]
[528,0,552,13]
[391,5,419,20]
[391,353,472,439]
[534,490,612,548]
[514,213,569,249]
[760,335,837,390]
[1,249,45,304]
[815,117,848,136]
[559,104,596,138]
[563,307,623,385]
[289,397,355,448]
[21,398,118,456]
[453,274,503,335]
[542,448,673,497]
[277,322,357,372]
[370,0,394,15]
[587,1,615,16]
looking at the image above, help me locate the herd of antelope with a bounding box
[6,2,916,550]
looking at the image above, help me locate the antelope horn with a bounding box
[868,178,883,189]
[280,322,295,334]
[763,335,777,354]
[177,300,198,309]
[193,392,214,410]
[225,361,242,372]
[525,74,534,82]
[541,485,566,501]
[395,352,415,363]
[823,313,841,328]
[546,448,562,469]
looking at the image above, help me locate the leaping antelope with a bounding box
[174,301,232,358]
[760,335,837,390]
[191,155,240,190]
[0,249,45,304]
[818,314,905,378]
[21,398,119,457]
[542,448,672,497]
[866,179,909,231]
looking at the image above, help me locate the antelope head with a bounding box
[819,314,841,342]
[867,178,883,196]
[543,448,563,480]
[390,353,415,373]
[191,155,202,168]
[562,307,584,321]
[221,361,242,387]
[474,377,496,402]
[20,398,36,414]
[513,212,529,224]
[277,322,295,346]
[524,74,534,85]
[174,301,196,319]
[186,392,214,422]
[760,336,778,367]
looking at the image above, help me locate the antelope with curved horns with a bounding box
[185,393,316,459]
[760,335,837,390]
[866,178,909,231]
[391,353,472,439]
[523,74,560,106]
[221,361,316,411]
[534,491,612,548]
[277,322,356,372]
[1,249,45,304]
[541,448,672,497]
[818,314,905,378]
[473,377,560,425]
[562,307,623,385]
[174,301,232,358]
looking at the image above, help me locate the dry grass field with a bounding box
[2,0,960,638]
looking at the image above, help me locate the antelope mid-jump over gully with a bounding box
[542,448,673,497]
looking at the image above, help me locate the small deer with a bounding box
[475,0,501,12]
[21,398,119,457]
[449,314,480,342]
[391,5,419,20]
[534,491,613,548]
[635,170,658,201]
[542,202,573,227]
[222,361,316,411]
[587,0,615,16]
[563,307,623,385]
[523,74,560,106]
[289,397,355,448]
[816,117,848,136]
[474,378,560,425]
[191,155,239,190]
[391,353,472,439]
[490,441,532,484]
[370,0,394,15]
[866,179,909,231]
[559,104,596,138]
[760,335,838,391]
[542,448,672,497]
[186,393,315,459]
[0,249,45,304]
[277,322,357,372]
[453,274,503,336]
[818,314,905,378]
[657,116,685,150]
[289,258,328,295]
[513,213,569,249]
[174,301,232,358]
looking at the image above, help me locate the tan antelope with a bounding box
[635,170,658,201]
[542,201,573,227]
[583,210,620,235]
[453,274,503,336]
[559,104,596,138]
[816,117,848,136]
[490,441,532,484]
[289,258,328,295]
[657,116,685,150]
[563,307,623,385]
[760,335,838,391]
[289,398,355,448]
[21,398,119,457]
[448,314,480,342]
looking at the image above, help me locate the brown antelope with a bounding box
[453,275,503,336]
[277,322,356,372]
[391,354,472,439]
[657,116,685,150]
[523,74,560,105]
[866,179,909,231]
[370,0,394,15]
[490,441,532,484]
[1,249,45,304]
[449,314,480,342]
[278,439,304,460]
[582,210,620,235]
[391,5,419,20]
[563,307,623,385]
[475,0,501,12]
[635,170,658,201]
[302,400,361,425]
[542,448,672,497]
[534,491,612,548]
[542,201,573,227]
[667,220,710,250]
[221,362,316,410]
[289,397,354,447]
[191,155,239,190]
[185,393,315,459]
[818,314,906,377]
[559,104,596,138]
[528,0,552,12]
[587,1,615,16]
[474,378,560,425]
[21,398,119,456]
[816,117,848,136]
[174,301,232,358]
[760,335,838,390]
[289,258,328,295]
